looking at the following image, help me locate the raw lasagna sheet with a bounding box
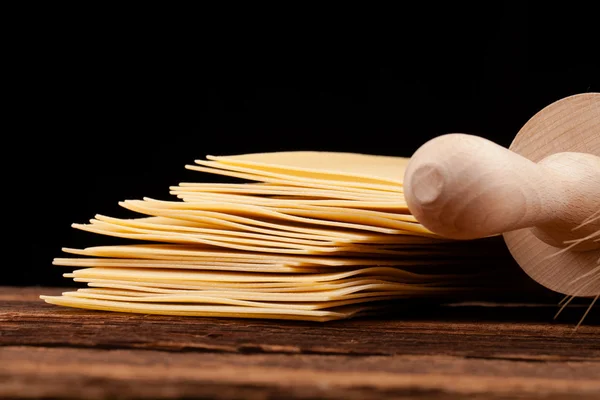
[203,152,408,188]
[64,266,436,283]
[60,244,469,266]
[71,276,457,293]
[41,295,374,321]
[172,182,400,200]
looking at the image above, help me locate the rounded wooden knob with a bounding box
[404,133,600,250]
[404,93,600,297]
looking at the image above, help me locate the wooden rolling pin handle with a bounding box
[404,134,600,249]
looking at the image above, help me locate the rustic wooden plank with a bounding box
[1,346,599,400]
[2,287,599,361]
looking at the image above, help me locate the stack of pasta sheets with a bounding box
[43,151,521,321]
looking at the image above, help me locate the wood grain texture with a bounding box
[2,346,600,400]
[1,286,600,399]
[404,93,600,296]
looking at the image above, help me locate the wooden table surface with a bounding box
[1,286,599,399]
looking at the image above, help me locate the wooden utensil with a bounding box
[404,93,600,297]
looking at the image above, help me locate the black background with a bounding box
[11,2,598,286]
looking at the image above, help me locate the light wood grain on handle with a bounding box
[404,133,600,249]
